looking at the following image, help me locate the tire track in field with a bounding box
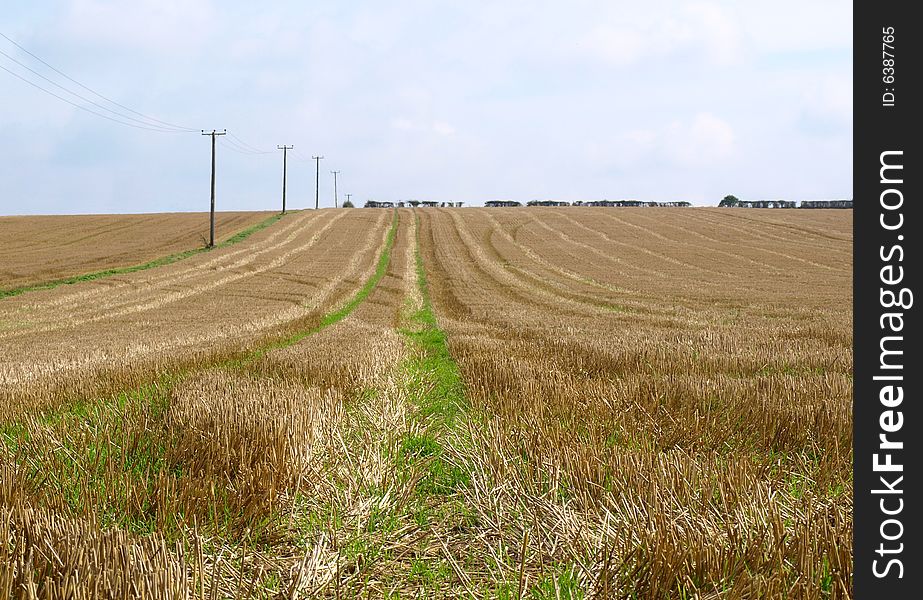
[508,211,794,303]
[11,211,322,321]
[587,212,739,278]
[526,211,688,281]
[592,210,787,274]
[681,211,848,272]
[531,211,732,290]
[432,211,710,319]
[705,209,852,243]
[420,211,577,319]
[442,210,619,317]
[0,211,350,339]
[63,211,349,327]
[402,210,425,315]
[685,210,829,248]
[478,211,636,296]
[498,211,654,278]
[82,211,338,317]
[686,210,849,254]
[209,210,392,350]
[423,212,714,340]
[18,211,318,313]
[0,212,392,387]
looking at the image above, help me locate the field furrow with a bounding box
[0,211,277,290]
[0,206,853,598]
[682,209,852,268]
[416,207,853,599]
[1,210,409,598]
[0,210,390,417]
[5,210,328,320]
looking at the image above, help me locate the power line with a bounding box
[219,136,272,155]
[0,31,197,132]
[290,148,314,163]
[218,137,259,155]
[227,132,270,154]
[0,48,192,132]
[0,63,194,133]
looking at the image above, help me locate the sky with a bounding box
[0,1,852,214]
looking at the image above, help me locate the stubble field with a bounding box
[0,210,277,292]
[0,207,852,599]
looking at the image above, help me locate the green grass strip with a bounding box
[394,213,469,497]
[401,215,466,428]
[0,211,291,299]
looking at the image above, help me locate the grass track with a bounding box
[401,212,466,429]
[0,211,290,299]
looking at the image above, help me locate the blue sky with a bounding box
[1,1,852,214]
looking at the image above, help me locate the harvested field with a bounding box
[0,208,391,418]
[0,211,277,290]
[417,207,852,598]
[0,207,852,598]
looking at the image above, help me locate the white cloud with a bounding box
[432,121,456,136]
[61,0,215,54]
[390,118,456,137]
[797,74,852,136]
[0,1,851,212]
[577,1,742,67]
[676,2,743,65]
[667,112,736,165]
[391,117,414,131]
[582,26,645,66]
[605,113,736,170]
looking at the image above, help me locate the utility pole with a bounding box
[330,170,341,208]
[312,155,324,209]
[277,145,293,213]
[345,193,352,207]
[201,129,226,247]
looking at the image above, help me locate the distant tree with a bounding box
[719,195,740,207]
[342,199,355,208]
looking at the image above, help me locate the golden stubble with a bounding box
[419,207,853,599]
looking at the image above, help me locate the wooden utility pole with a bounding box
[277,145,293,213]
[330,170,341,208]
[202,129,226,247]
[345,193,352,207]
[312,155,324,209]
